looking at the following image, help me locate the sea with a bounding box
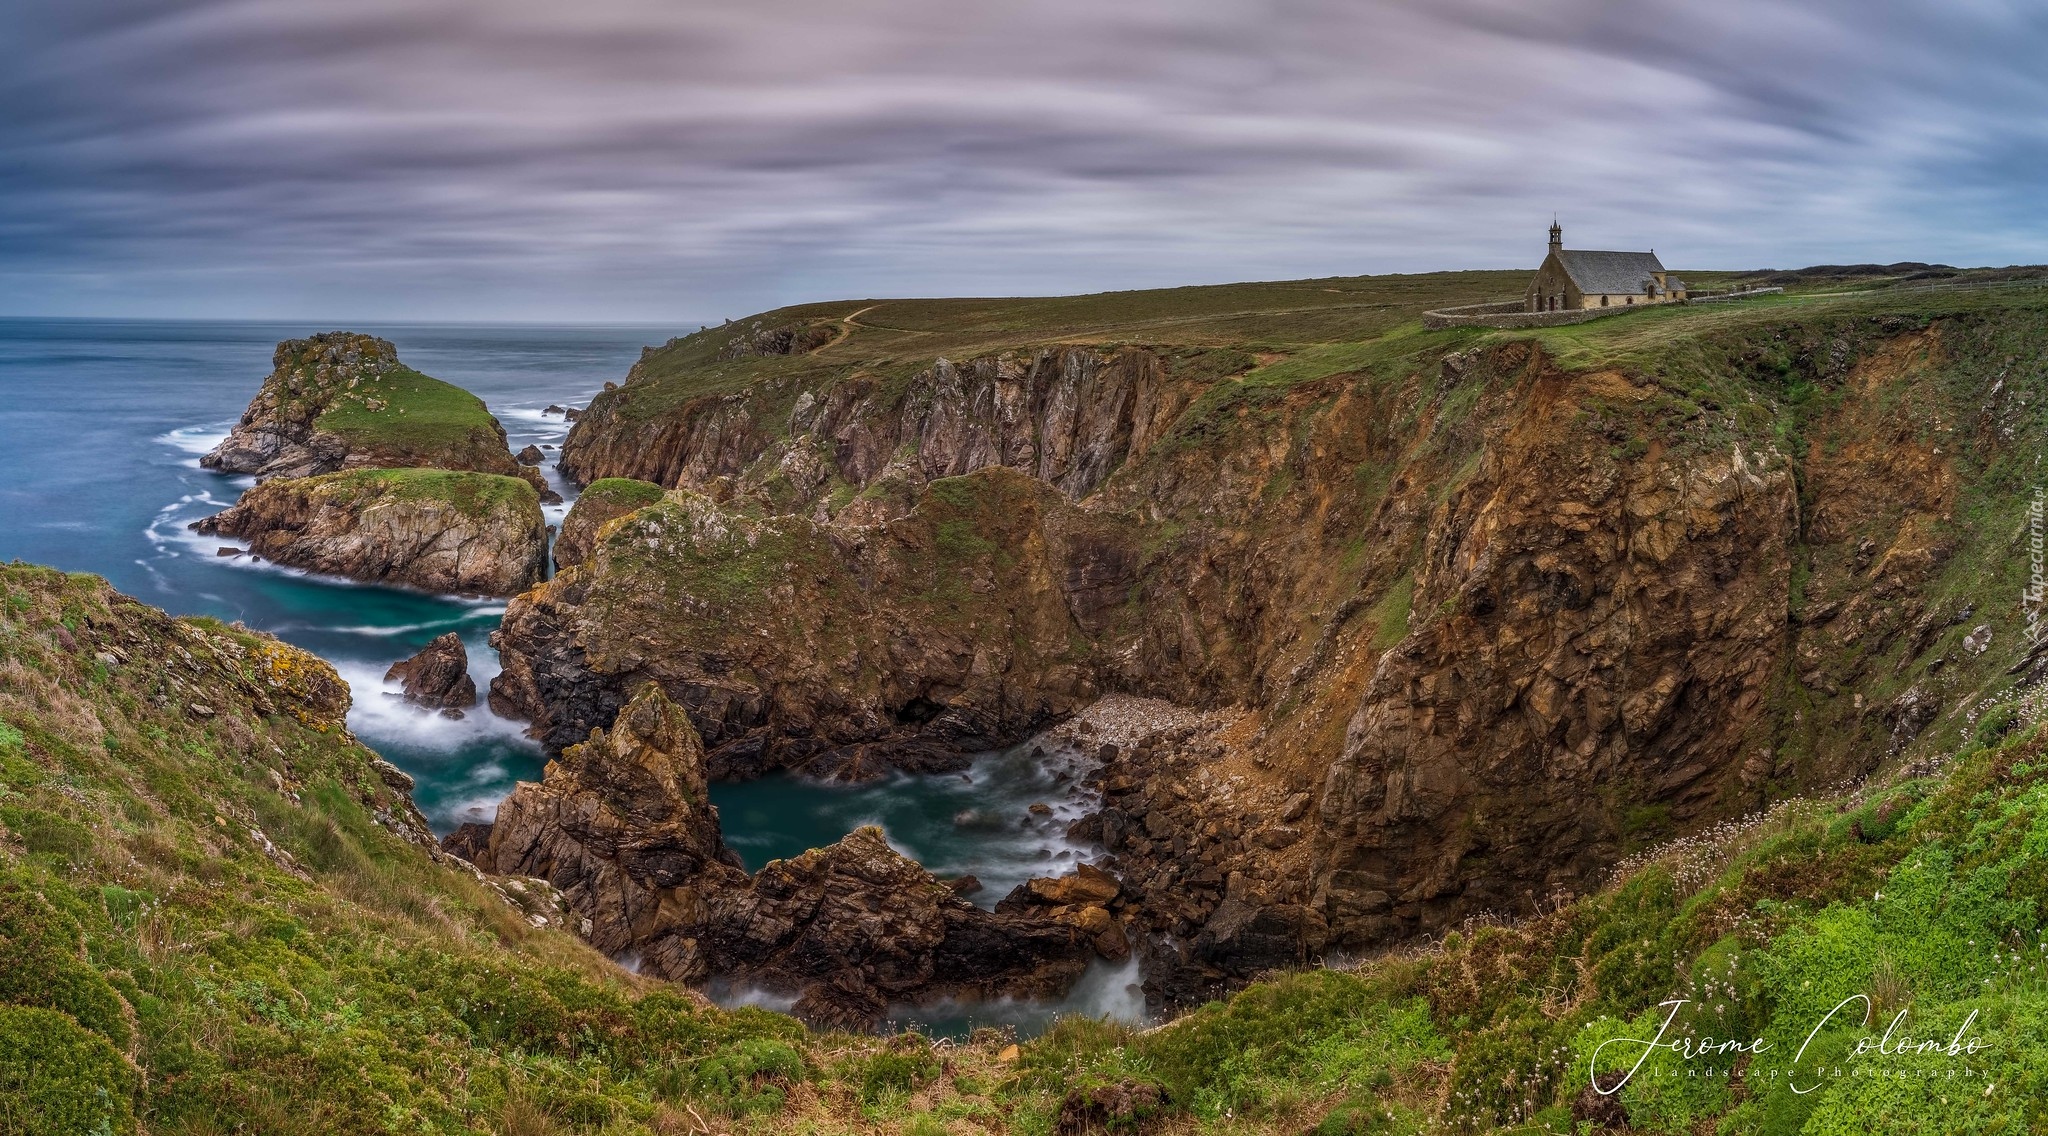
[0,317,1140,1034]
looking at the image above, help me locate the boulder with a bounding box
[440,821,496,870]
[516,445,545,465]
[385,632,477,714]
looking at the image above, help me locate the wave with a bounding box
[332,650,536,753]
[156,422,234,467]
[877,954,1147,1038]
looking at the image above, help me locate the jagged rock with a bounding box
[1014,863,1121,908]
[194,470,547,597]
[698,826,1092,1029]
[385,633,477,713]
[545,404,566,415]
[440,821,496,869]
[485,685,1091,1027]
[488,683,742,958]
[516,445,545,465]
[201,332,530,479]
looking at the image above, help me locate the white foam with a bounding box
[335,650,538,754]
[157,422,233,463]
[878,954,1148,1036]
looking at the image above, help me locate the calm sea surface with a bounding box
[0,317,1139,1032]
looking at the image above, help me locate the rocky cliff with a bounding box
[202,331,556,501]
[194,468,548,596]
[491,285,2048,1007]
[476,684,1096,1028]
[557,345,1223,519]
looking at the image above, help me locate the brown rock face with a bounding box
[485,684,1095,1027]
[193,471,547,596]
[1310,366,1799,947]
[201,332,529,479]
[384,632,477,714]
[488,683,744,957]
[490,468,1120,769]
[557,346,1204,517]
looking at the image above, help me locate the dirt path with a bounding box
[817,304,880,352]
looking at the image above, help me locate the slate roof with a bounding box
[1556,249,1667,295]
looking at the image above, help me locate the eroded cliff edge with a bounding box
[496,299,2041,1007]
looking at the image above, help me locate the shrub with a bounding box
[0,885,133,1050]
[682,1036,808,1116]
[852,1037,941,1105]
[0,1005,138,1135]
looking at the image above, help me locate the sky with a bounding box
[2,0,2044,323]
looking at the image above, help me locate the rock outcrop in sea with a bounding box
[385,632,478,715]
[193,469,548,596]
[202,332,543,487]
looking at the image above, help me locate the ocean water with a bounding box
[0,317,1141,1032]
[0,318,649,824]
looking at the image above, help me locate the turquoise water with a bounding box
[0,317,1142,1032]
[712,740,1100,909]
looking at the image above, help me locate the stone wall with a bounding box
[1421,299,1635,330]
[1421,287,1784,330]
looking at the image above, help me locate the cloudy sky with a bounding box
[2,0,2043,322]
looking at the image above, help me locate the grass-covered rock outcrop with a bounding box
[552,477,666,570]
[193,468,548,596]
[202,331,538,484]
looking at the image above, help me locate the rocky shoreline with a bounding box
[192,469,548,596]
[447,684,1109,1029]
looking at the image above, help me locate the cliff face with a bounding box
[477,684,1095,1029]
[557,346,1218,517]
[495,292,2047,1007]
[1310,366,1799,947]
[194,469,548,596]
[491,468,1120,769]
[202,331,555,500]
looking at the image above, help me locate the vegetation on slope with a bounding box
[307,363,508,458]
[6,557,2048,1134]
[312,467,543,521]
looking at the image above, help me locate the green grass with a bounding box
[311,364,506,457]
[307,467,539,520]
[576,477,667,511]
